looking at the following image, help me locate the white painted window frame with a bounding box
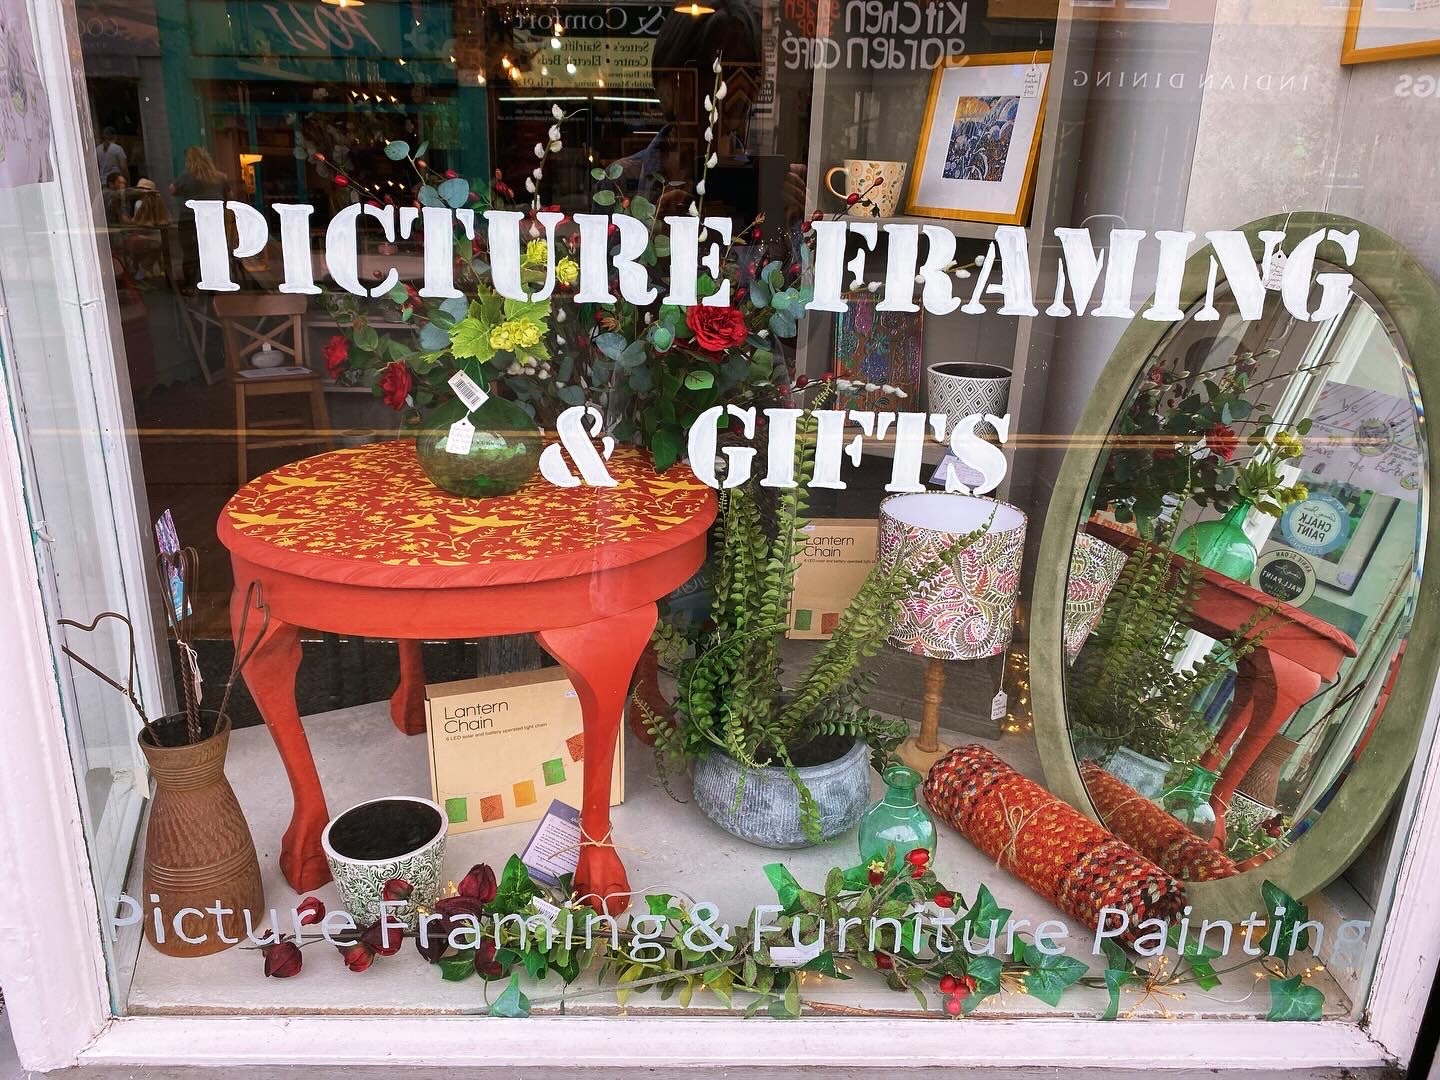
[1,0,1438,1074]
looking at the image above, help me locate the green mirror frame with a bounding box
[1031,212,1440,919]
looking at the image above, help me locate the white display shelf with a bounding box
[122,700,1346,1020]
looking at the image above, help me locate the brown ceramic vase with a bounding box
[138,711,264,957]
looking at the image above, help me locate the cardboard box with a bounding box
[425,668,623,834]
[786,518,879,640]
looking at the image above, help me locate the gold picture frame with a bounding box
[1342,0,1440,65]
[905,51,1052,225]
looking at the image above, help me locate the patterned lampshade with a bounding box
[879,492,1027,661]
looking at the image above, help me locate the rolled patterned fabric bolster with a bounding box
[1079,761,1239,882]
[923,745,1189,943]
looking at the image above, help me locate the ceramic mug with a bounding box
[321,795,448,930]
[825,159,907,218]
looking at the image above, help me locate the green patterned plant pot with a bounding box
[321,796,447,930]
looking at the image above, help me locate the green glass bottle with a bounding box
[859,766,936,871]
[1173,499,1258,582]
[1162,764,1219,837]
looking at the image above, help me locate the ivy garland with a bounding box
[258,853,1325,1022]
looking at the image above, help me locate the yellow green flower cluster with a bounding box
[489,318,544,352]
[523,240,579,286]
[1272,430,1304,458]
[1279,483,1309,506]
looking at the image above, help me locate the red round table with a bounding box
[218,440,715,913]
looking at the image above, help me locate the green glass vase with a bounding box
[413,394,542,499]
[859,766,936,871]
[1173,499,1258,581]
[1162,764,1219,837]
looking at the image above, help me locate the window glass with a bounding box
[7,0,1439,1033]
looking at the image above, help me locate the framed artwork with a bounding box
[1278,476,1399,594]
[1342,0,1440,64]
[831,295,923,412]
[905,51,1052,224]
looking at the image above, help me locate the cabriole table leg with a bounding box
[537,603,658,916]
[232,590,333,892]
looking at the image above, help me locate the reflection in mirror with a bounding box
[1062,279,1426,882]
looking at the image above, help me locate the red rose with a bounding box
[1205,423,1239,461]
[360,919,404,957]
[685,305,748,352]
[474,938,504,979]
[263,940,302,978]
[379,362,413,410]
[382,878,413,902]
[322,335,349,379]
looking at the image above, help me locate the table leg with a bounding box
[537,604,657,917]
[1199,656,1260,773]
[390,639,427,735]
[1208,650,1321,850]
[233,592,332,892]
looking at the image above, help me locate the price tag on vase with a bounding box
[445,417,475,456]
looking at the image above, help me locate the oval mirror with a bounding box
[1033,213,1440,919]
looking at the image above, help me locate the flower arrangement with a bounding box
[1095,349,1312,532]
[253,852,1324,1022]
[317,59,820,471]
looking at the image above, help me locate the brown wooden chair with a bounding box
[214,294,333,482]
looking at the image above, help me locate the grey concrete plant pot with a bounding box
[692,738,872,849]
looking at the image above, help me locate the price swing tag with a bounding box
[1022,65,1043,100]
[445,415,475,455]
[1264,249,1288,291]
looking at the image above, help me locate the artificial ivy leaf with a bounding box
[1266,975,1323,1021]
[488,973,531,1018]
[383,140,410,161]
[493,854,539,915]
[802,951,847,979]
[439,177,470,209]
[1020,942,1088,1007]
[387,283,410,305]
[438,952,475,982]
[960,885,1011,948]
[448,318,494,362]
[1260,879,1310,958]
[419,321,452,353]
[557,383,586,406]
[593,189,617,207]
[1164,923,1223,989]
[959,955,1003,1014]
[683,369,714,391]
[1101,968,1139,1021]
[762,863,804,914]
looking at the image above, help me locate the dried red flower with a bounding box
[360,919,404,957]
[263,940,302,978]
[932,891,954,909]
[382,878,413,902]
[474,938,504,978]
[875,953,893,970]
[295,896,325,926]
[458,863,497,903]
[340,942,375,972]
[686,305,748,352]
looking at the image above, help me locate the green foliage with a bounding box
[400,855,1314,1022]
[655,409,987,839]
[1070,511,1271,766]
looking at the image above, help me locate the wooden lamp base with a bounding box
[895,656,952,777]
